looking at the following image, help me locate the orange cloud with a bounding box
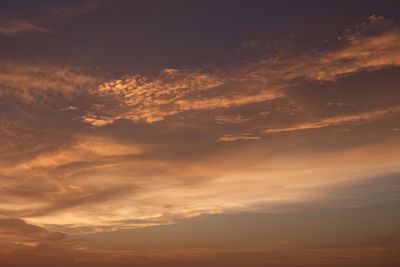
[0,62,99,103]
[214,115,249,124]
[82,21,400,126]
[219,134,260,141]
[264,106,400,133]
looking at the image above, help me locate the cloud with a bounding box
[0,19,48,35]
[0,217,65,240]
[0,9,400,267]
[214,115,249,124]
[0,16,399,238]
[307,28,400,81]
[264,106,400,133]
[21,186,136,218]
[219,134,260,142]
[83,67,285,125]
[0,134,142,221]
[0,62,99,103]
[2,136,396,234]
[3,135,141,174]
[81,19,400,126]
[84,69,229,124]
[81,116,115,127]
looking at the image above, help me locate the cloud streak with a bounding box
[219,134,260,141]
[0,19,48,35]
[264,106,400,133]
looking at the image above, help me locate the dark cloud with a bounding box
[0,217,66,240]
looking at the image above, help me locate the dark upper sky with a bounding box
[1,0,399,73]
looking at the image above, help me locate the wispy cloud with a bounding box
[264,106,400,133]
[219,133,260,141]
[214,115,249,124]
[0,62,99,103]
[0,19,48,35]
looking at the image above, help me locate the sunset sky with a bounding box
[1,1,400,266]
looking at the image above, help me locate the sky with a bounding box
[0,0,400,266]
